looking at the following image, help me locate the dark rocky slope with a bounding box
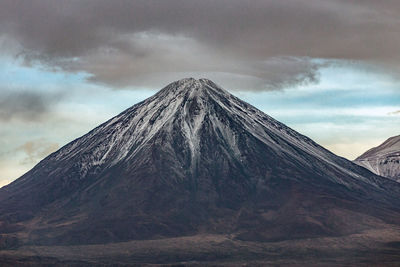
[1,78,400,248]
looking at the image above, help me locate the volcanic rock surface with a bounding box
[1,78,400,265]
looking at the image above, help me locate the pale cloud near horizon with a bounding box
[388,110,400,115]
[17,140,59,164]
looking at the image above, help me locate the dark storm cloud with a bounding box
[0,90,62,122]
[1,0,400,90]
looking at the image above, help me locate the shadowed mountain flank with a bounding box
[1,78,400,253]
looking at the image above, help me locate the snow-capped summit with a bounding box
[1,78,400,247]
[25,77,378,188]
[354,135,400,182]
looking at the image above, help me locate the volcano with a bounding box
[1,78,400,265]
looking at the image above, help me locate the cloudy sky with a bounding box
[1,0,400,186]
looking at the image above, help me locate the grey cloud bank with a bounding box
[0,90,63,122]
[1,0,400,90]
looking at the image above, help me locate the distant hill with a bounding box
[354,135,400,182]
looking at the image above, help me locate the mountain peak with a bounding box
[2,79,400,248]
[168,77,207,89]
[175,77,201,86]
[156,78,227,98]
[174,77,216,85]
[356,135,400,160]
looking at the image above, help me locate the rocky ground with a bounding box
[1,226,400,266]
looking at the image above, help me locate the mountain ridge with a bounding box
[1,78,400,249]
[354,135,400,182]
